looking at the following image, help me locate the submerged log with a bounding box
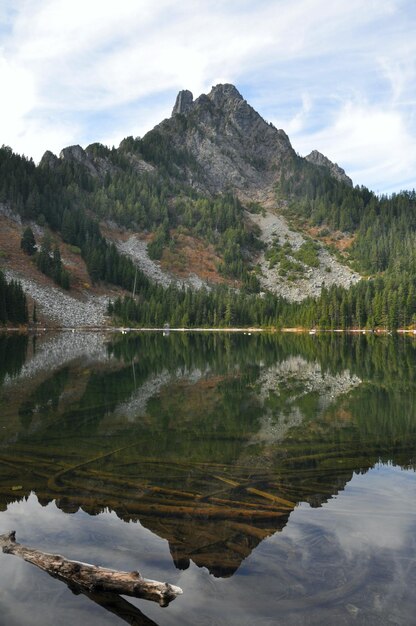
[0,531,182,607]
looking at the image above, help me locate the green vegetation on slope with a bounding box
[108,270,415,330]
[1,142,261,288]
[2,137,416,330]
[0,270,28,325]
[278,155,416,275]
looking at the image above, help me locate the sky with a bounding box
[0,0,415,194]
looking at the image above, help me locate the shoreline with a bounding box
[1,325,416,335]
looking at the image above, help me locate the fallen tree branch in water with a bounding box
[0,531,182,607]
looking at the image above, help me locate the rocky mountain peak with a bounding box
[207,83,244,105]
[57,144,111,179]
[171,89,194,116]
[171,84,244,118]
[59,144,87,163]
[305,150,352,187]
[157,84,295,199]
[39,150,59,169]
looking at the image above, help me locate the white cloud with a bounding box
[291,100,416,192]
[285,93,313,135]
[0,0,415,190]
[0,56,36,143]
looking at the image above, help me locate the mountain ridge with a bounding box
[148,83,296,200]
[41,84,352,202]
[305,149,352,187]
[1,84,415,330]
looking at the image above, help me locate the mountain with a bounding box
[40,84,350,201]
[0,84,415,329]
[157,83,295,200]
[305,149,353,187]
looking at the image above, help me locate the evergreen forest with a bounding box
[0,270,28,325]
[1,138,416,330]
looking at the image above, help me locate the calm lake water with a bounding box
[0,331,415,625]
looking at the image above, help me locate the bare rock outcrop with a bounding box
[305,150,353,187]
[59,144,104,178]
[39,150,59,170]
[249,209,360,301]
[3,268,108,327]
[172,89,194,116]
[151,83,296,199]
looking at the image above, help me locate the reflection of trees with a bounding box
[0,334,28,385]
[18,367,69,427]
[1,332,416,577]
[109,332,416,387]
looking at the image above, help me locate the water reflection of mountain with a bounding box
[2,332,108,385]
[1,332,416,577]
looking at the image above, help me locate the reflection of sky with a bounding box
[1,463,415,625]
[320,464,416,553]
[240,463,416,625]
[0,496,177,626]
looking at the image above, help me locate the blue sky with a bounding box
[1,0,415,193]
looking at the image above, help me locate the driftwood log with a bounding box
[0,531,182,608]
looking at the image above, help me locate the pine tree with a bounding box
[20,227,36,256]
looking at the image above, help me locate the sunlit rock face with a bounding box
[154,83,295,199]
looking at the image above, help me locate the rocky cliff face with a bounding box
[40,142,153,180]
[42,85,354,201]
[149,85,355,199]
[40,144,112,179]
[151,83,296,199]
[171,89,194,116]
[305,149,353,187]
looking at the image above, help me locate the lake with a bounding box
[0,331,415,625]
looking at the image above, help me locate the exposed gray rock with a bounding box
[117,138,156,175]
[152,83,296,199]
[202,83,243,108]
[172,89,194,116]
[39,150,59,169]
[305,150,353,187]
[84,143,120,178]
[59,144,103,178]
[50,143,119,180]
[123,152,156,175]
[3,268,108,327]
[51,140,151,182]
[51,84,353,211]
[59,144,87,163]
[249,209,361,302]
[113,235,207,291]
[0,202,22,225]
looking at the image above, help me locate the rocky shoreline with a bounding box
[3,268,109,327]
